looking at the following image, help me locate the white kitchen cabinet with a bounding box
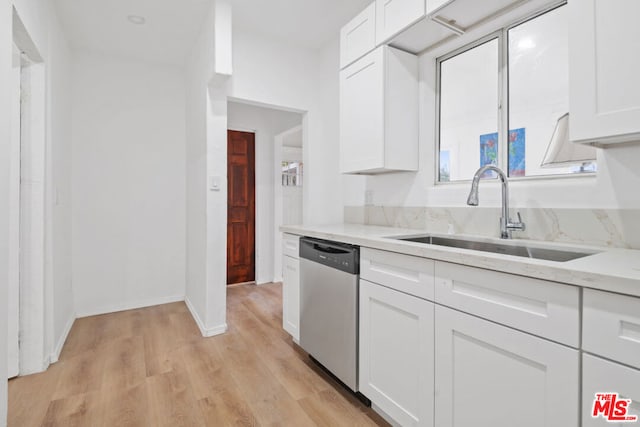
[434,261,580,347]
[361,247,435,301]
[387,0,543,53]
[359,279,434,427]
[435,305,580,427]
[282,234,299,341]
[426,0,449,14]
[582,289,640,425]
[340,45,418,174]
[375,0,426,45]
[583,289,640,370]
[582,354,640,426]
[569,0,640,145]
[340,2,376,69]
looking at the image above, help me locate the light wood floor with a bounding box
[8,283,389,426]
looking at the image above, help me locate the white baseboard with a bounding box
[50,314,75,363]
[75,294,185,318]
[185,297,228,337]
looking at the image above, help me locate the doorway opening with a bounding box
[226,130,256,285]
[225,101,303,290]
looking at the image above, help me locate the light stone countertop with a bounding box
[281,223,640,298]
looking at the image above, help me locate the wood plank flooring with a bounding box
[8,283,389,426]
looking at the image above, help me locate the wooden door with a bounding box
[227,130,255,285]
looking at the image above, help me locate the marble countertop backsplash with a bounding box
[344,206,640,249]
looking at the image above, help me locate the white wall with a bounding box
[71,50,186,316]
[185,5,214,334]
[230,30,344,225]
[47,5,74,362]
[1,1,12,423]
[227,101,302,284]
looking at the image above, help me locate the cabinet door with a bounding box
[359,279,434,427]
[282,255,299,341]
[340,48,385,173]
[376,0,426,45]
[583,289,640,370]
[340,3,376,69]
[582,354,640,426]
[426,0,449,15]
[569,0,640,144]
[435,306,579,427]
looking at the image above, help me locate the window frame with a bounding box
[434,1,592,186]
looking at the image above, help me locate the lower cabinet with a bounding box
[359,279,434,427]
[434,305,580,427]
[582,354,640,426]
[282,254,300,341]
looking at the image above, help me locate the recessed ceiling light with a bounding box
[127,15,146,25]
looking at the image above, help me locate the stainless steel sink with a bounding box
[392,235,596,262]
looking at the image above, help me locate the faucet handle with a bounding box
[509,212,526,232]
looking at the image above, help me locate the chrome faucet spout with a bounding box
[466,165,525,239]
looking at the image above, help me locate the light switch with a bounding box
[209,176,221,191]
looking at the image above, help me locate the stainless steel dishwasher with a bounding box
[299,237,360,392]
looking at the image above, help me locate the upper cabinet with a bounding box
[340,3,377,69]
[390,0,551,54]
[375,0,426,45]
[340,45,419,174]
[569,0,640,146]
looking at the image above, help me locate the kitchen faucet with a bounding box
[467,165,525,239]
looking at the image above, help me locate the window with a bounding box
[437,4,594,183]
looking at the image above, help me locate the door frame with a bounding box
[273,124,303,283]
[226,128,257,285]
[8,42,21,379]
[11,8,51,375]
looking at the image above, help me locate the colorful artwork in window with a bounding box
[479,128,526,177]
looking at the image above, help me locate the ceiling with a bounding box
[53,0,213,66]
[53,0,372,66]
[232,0,372,49]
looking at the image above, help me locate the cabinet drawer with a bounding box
[435,262,580,347]
[582,354,640,426]
[283,233,300,259]
[361,248,434,300]
[340,2,376,69]
[583,289,640,370]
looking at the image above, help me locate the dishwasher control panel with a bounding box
[299,237,359,275]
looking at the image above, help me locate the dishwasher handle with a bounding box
[299,237,359,274]
[312,242,350,255]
